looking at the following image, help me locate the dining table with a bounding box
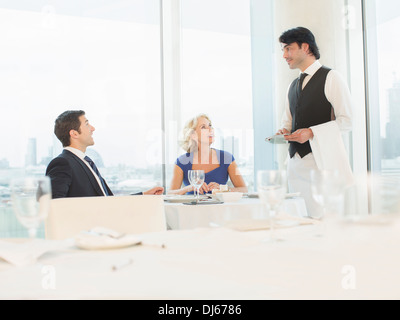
[1,211,400,301]
[164,195,308,230]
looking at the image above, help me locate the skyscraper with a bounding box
[384,78,400,159]
[25,138,37,167]
[221,136,240,159]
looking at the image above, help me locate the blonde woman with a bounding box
[168,114,247,195]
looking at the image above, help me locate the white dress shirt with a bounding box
[281,60,353,133]
[64,147,107,196]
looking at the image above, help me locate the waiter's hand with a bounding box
[284,128,314,144]
[276,128,290,135]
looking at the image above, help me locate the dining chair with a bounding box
[45,195,166,240]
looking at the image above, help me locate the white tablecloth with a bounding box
[164,197,308,230]
[1,213,400,300]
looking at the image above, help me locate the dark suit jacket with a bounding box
[46,149,113,199]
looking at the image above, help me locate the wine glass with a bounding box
[310,170,345,219]
[343,173,400,221]
[188,170,205,203]
[10,176,52,239]
[187,170,195,198]
[310,170,346,236]
[257,170,287,243]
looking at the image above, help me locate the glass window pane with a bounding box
[365,0,400,174]
[0,0,161,237]
[175,0,254,191]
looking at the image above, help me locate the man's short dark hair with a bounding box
[279,27,320,59]
[54,110,85,147]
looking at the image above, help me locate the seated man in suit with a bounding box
[46,110,164,199]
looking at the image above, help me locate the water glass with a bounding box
[310,169,346,220]
[188,170,205,202]
[257,170,287,243]
[10,176,52,239]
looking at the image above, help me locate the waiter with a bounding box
[276,27,353,218]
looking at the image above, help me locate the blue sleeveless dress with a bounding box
[175,149,235,194]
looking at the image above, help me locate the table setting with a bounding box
[2,171,400,300]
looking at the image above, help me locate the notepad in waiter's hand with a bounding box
[265,134,288,144]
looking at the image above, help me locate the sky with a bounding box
[0,0,254,169]
[1,0,399,168]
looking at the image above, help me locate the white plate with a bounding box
[212,192,243,203]
[183,199,224,205]
[225,217,309,231]
[285,192,301,198]
[265,134,288,144]
[244,192,300,199]
[74,233,142,250]
[164,195,209,203]
[244,193,259,198]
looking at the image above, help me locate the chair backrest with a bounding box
[45,195,166,240]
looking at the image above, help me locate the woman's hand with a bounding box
[197,182,222,194]
[167,185,194,195]
[184,185,195,194]
[207,182,220,192]
[198,182,209,194]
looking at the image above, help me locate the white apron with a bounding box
[287,153,322,219]
[287,121,354,219]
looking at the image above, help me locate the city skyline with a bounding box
[1,1,399,186]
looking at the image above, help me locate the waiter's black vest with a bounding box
[288,66,332,158]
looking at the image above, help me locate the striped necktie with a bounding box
[84,156,110,196]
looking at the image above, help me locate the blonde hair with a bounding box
[180,113,212,153]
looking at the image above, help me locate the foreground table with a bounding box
[1,213,400,300]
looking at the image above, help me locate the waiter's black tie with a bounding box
[297,72,308,96]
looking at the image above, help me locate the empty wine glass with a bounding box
[188,170,205,203]
[310,170,345,219]
[257,170,287,243]
[310,170,346,237]
[10,176,52,239]
[187,171,195,198]
[344,173,400,222]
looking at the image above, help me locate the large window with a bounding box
[364,0,400,175]
[0,0,264,238]
[0,0,162,237]
[164,0,255,191]
[6,0,393,237]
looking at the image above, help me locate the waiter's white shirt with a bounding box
[281,60,353,133]
[64,146,107,196]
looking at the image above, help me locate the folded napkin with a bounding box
[0,239,72,267]
[224,214,320,232]
[74,227,142,250]
[309,121,354,186]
